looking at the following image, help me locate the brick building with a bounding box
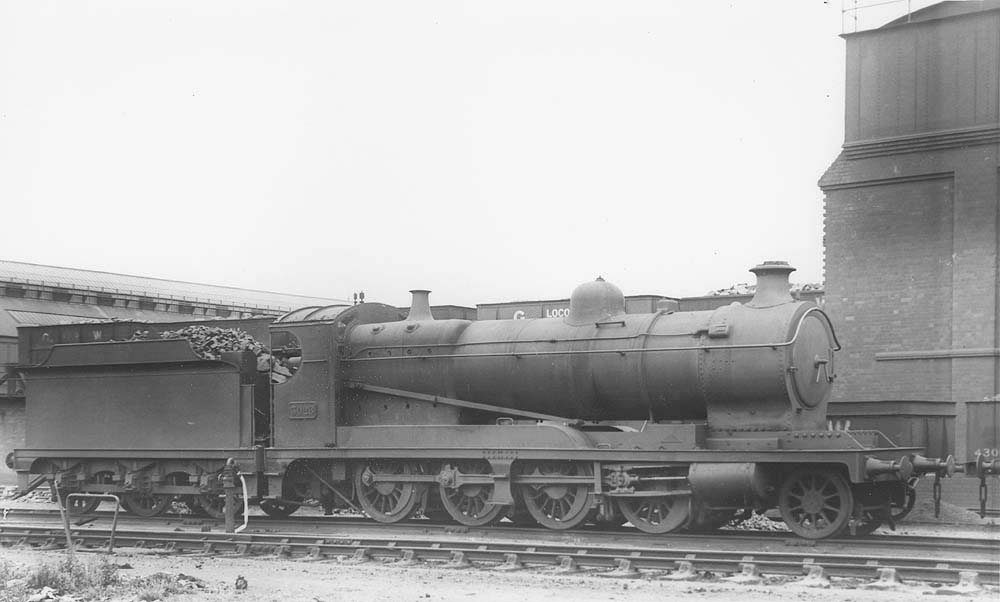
[819,1,1000,405]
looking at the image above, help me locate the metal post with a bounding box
[236,474,249,534]
[933,473,942,518]
[223,458,237,534]
[979,476,988,519]
[66,493,121,553]
[108,494,120,552]
[52,480,74,558]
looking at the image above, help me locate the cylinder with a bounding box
[688,463,769,508]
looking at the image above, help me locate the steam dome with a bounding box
[567,277,626,325]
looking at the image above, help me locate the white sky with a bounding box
[0,1,926,307]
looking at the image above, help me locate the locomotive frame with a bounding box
[11,261,965,539]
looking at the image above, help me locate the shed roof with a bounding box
[0,296,206,339]
[882,0,1000,28]
[0,259,345,312]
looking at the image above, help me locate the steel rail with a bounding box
[0,524,994,587]
[1,507,996,554]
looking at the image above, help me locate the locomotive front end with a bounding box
[684,261,840,433]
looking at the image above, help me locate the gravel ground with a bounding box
[0,547,997,602]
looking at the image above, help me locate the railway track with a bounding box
[968,507,1000,518]
[2,507,997,553]
[1,508,996,588]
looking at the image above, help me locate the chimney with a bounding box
[747,261,795,308]
[406,289,434,321]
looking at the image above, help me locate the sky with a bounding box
[0,1,932,307]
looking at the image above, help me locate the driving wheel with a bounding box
[438,461,506,527]
[617,494,690,534]
[354,461,423,523]
[517,461,593,530]
[778,468,852,539]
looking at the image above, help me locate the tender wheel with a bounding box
[617,495,690,534]
[60,470,117,514]
[354,461,423,523]
[120,491,170,517]
[518,461,593,530]
[778,468,853,539]
[260,476,306,518]
[438,461,506,527]
[260,499,300,518]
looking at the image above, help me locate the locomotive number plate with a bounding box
[289,401,318,420]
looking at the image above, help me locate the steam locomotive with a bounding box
[12,261,959,539]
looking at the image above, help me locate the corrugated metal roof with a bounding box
[0,297,212,338]
[0,260,345,311]
[6,310,101,326]
[881,0,1000,28]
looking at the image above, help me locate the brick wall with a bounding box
[824,174,956,401]
[822,146,998,403]
[822,11,1000,405]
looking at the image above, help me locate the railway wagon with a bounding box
[12,262,967,539]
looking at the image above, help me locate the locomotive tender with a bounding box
[12,261,957,539]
